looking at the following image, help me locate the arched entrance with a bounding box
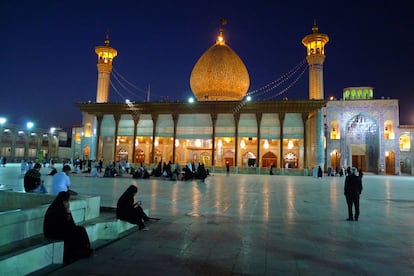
[330,149,341,170]
[242,151,256,167]
[135,148,145,164]
[262,151,277,168]
[223,150,234,166]
[83,146,90,160]
[400,157,411,174]
[200,151,211,166]
[117,148,128,162]
[283,152,297,168]
[347,114,379,173]
[385,151,395,175]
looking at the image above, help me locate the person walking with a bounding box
[344,167,363,221]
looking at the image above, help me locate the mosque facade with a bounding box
[71,24,413,175]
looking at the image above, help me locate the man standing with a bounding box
[52,165,78,196]
[344,167,363,221]
[24,162,47,193]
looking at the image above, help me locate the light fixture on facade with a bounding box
[240,139,246,149]
[288,140,294,149]
[154,139,159,147]
[217,139,223,148]
[264,139,269,149]
[195,139,201,147]
[175,139,180,147]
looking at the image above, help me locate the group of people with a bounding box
[23,162,77,195]
[34,160,157,264]
[131,161,209,182]
[19,158,363,265]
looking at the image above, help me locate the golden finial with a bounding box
[216,18,227,45]
[104,28,110,46]
[312,19,319,33]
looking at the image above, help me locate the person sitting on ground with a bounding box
[48,165,58,176]
[52,165,78,196]
[116,185,159,231]
[24,162,48,193]
[43,191,93,264]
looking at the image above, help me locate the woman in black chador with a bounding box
[43,191,93,264]
[116,185,159,230]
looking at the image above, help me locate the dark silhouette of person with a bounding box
[226,161,230,175]
[269,163,275,175]
[317,166,323,178]
[344,167,363,221]
[197,163,208,182]
[43,191,93,264]
[116,185,159,230]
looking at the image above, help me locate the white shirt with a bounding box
[52,172,71,195]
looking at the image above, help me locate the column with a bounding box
[279,113,285,168]
[211,113,217,168]
[132,115,139,164]
[172,114,179,163]
[233,113,240,169]
[256,113,262,169]
[151,114,158,164]
[113,114,120,161]
[95,115,103,161]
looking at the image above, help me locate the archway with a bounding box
[83,146,90,160]
[117,147,128,162]
[135,148,145,164]
[283,152,297,168]
[330,149,341,170]
[347,114,379,173]
[242,151,256,167]
[223,150,234,166]
[262,151,277,168]
[385,151,395,175]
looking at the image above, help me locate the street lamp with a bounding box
[25,121,34,160]
[49,127,56,163]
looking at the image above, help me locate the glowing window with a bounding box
[399,134,411,152]
[384,120,395,140]
[330,120,340,140]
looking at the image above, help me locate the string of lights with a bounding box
[265,62,308,100]
[111,70,147,101]
[247,58,307,98]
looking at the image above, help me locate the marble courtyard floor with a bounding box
[1,164,414,275]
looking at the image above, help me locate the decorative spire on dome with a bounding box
[312,19,319,33]
[189,18,250,101]
[216,18,227,45]
[104,28,111,46]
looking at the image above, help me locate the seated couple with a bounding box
[116,185,160,231]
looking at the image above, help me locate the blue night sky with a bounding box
[1,0,413,132]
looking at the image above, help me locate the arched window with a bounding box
[399,134,411,152]
[384,120,395,140]
[330,120,340,140]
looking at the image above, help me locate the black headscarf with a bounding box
[44,191,75,239]
[116,185,138,220]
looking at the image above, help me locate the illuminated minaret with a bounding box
[95,35,118,103]
[302,22,329,99]
[302,22,329,169]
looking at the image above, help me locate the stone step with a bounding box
[0,208,147,276]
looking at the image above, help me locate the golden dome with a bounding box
[190,30,250,101]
